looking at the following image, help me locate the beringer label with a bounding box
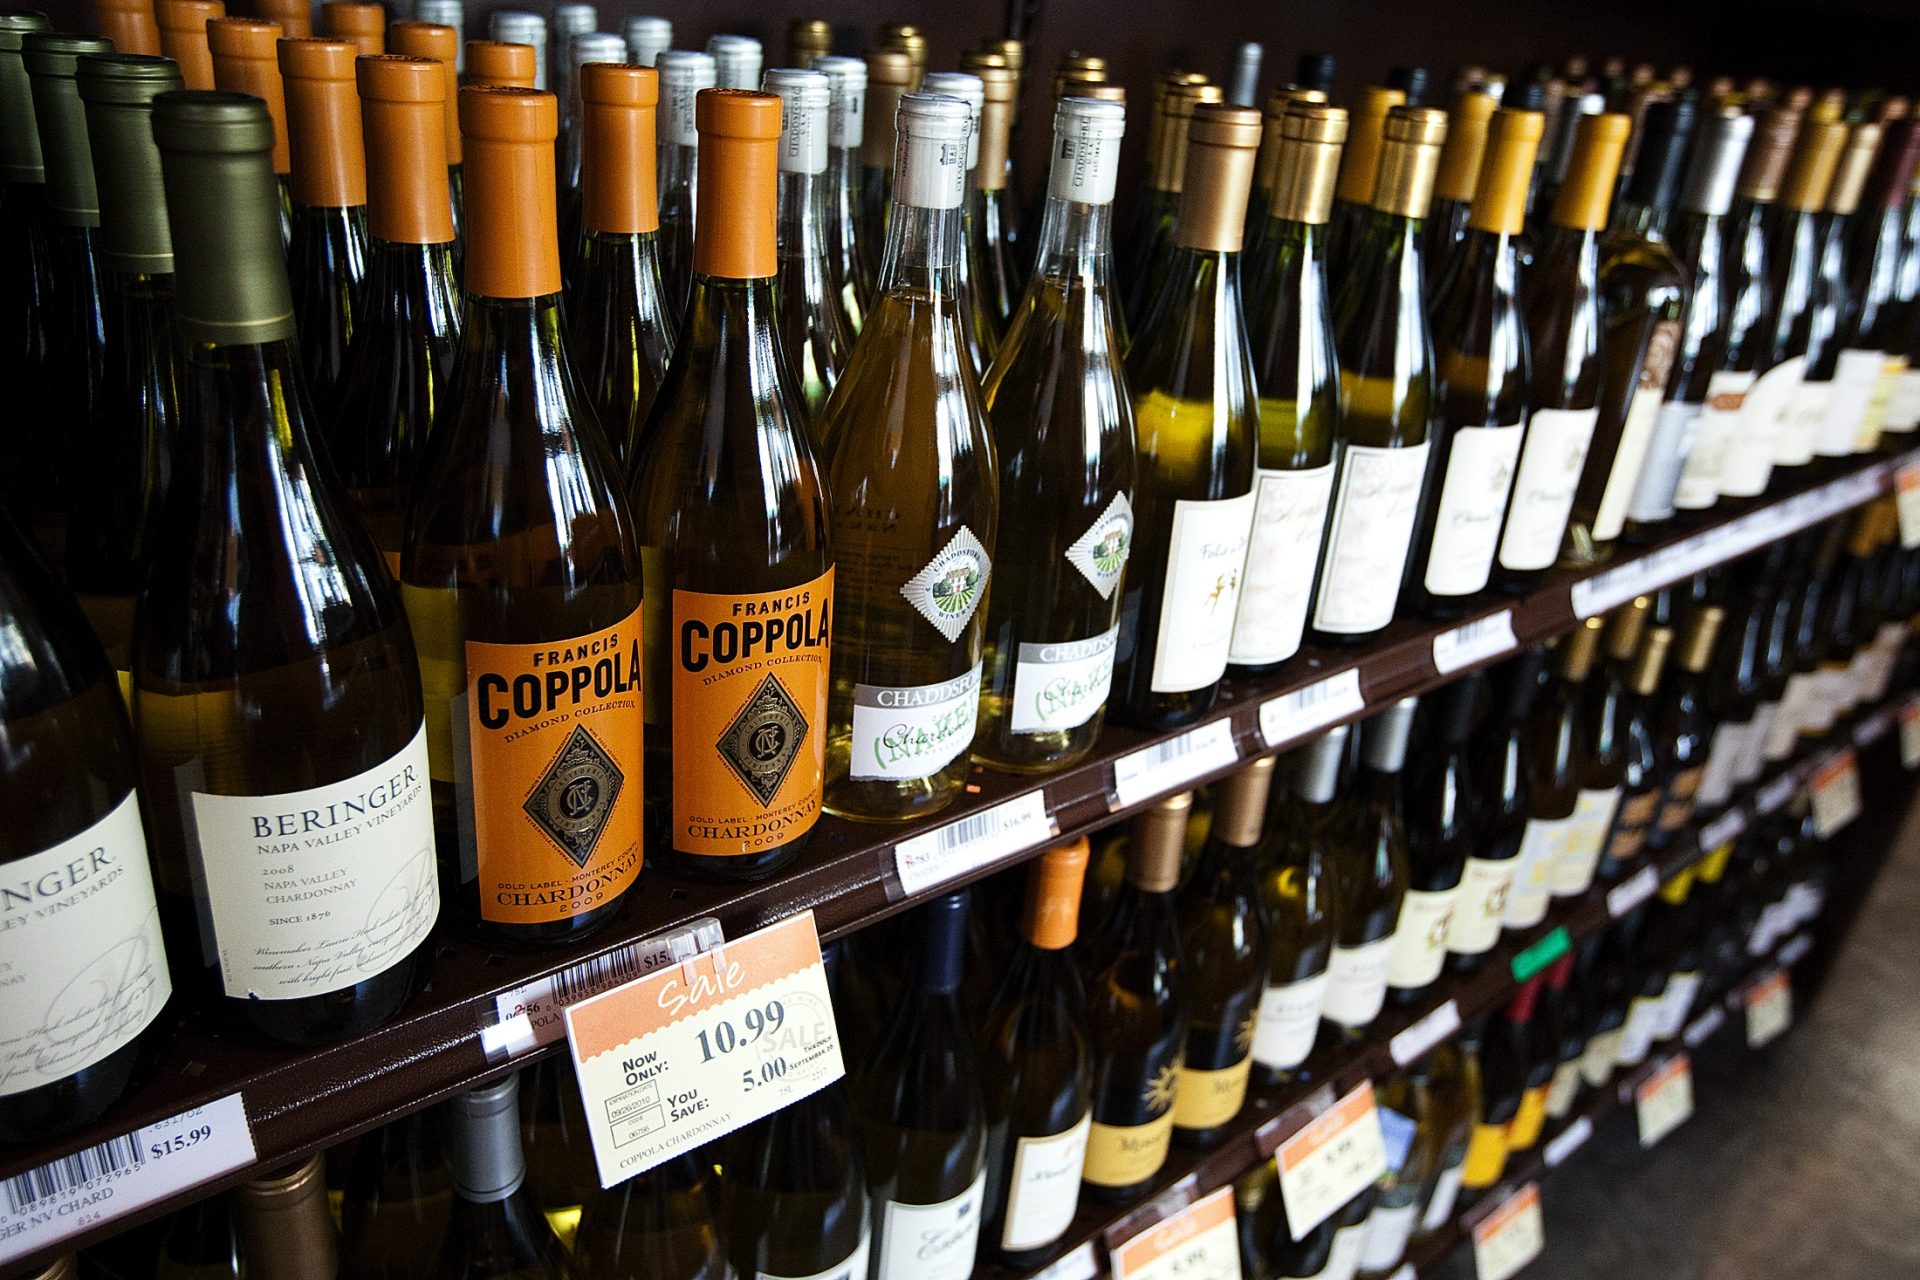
[670,572,831,857]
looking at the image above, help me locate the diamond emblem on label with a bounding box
[523,725,625,868]
[1064,491,1133,598]
[716,673,809,806]
[899,525,992,643]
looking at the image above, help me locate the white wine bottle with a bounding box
[654,50,714,313]
[764,68,854,419]
[975,96,1134,772]
[438,1077,573,1280]
[811,54,872,328]
[139,91,436,1046]
[404,85,644,944]
[921,71,999,376]
[1322,699,1416,1038]
[819,93,998,822]
[1250,727,1342,1084]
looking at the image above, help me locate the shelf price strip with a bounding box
[484,918,725,1058]
[1634,1054,1694,1148]
[1111,718,1241,810]
[1432,610,1517,675]
[1471,1182,1545,1280]
[1109,1186,1241,1280]
[1259,668,1364,748]
[892,787,1055,895]
[1275,1082,1388,1239]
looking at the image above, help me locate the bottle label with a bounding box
[1172,1054,1253,1130]
[1251,969,1330,1070]
[1322,934,1396,1028]
[1615,994,1662,1066]
[900,526,992,643]
[1063,491,1134,599]
[1422,423,1524,596]
[1498,407,1598,571]
[826,84,864,150]
[465,610,645,925]
[192,726,438,999]
[1083,1108,1176,1188]
[1724,356,1800,494]
[1652,970,1702,1041]
[1229,463,1335,665]
[1460,1121,1509,1188]
[1817,348,1882,457]
[1544,1059,1582,1119]
[1695,720,1750,808]
[664,77,700,147]
[896,125,969,210]
[1324,1223,1367,1280]
[1051,118,1122,205]
[1385,886,1458,990]
[1420,1161,1465,1231]
[1737,703,1778,783]
[1579,1026,1623,1086]
[1446,855,1517,956]
[1883,365,1920,433]
[759,1238,870,1280]
[1605,788,1659,863]
[1673,371,1753,511]
[1009,626,1119,734]
[849,664,983,781]
[1507,1083,1549,1151]
[1550,787,1620,897]
[1655,765,1704,833]
[1625,399,1703,523]
[0,792,171,1097]
[669,572,832,857]
[1764,674,1815,760]
[877,1169,985,1280]
[1856,355,1907,451]
[1150,491,1256,692]
[1001,1112,1091,1252]
[1313,441,1431,634]
[1503,816,1566,929]
[1593,320,1681,542]
[1775,373,1831,468]
[1357,1200,1419,1274]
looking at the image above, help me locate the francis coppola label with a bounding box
[465,608,645,925]
[670,572,832,857]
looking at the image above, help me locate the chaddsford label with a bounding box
[0,793,170,1096]
[1010,627,1117,733]
[193,726,438,1000]
[850,665,982,780]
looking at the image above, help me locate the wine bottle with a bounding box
[1389,677,1476,1000]
[1423,89,1496,272]
[1881,140,1920,446]
[1576,920,1633,1090]
[157,0,221,92]
[819,93,998,822]
[1495,112,1629,587]
[765,67,854,418]
[1120,75,1219,329]
[323,1,386,57]
[387,21,463,244]
[1406,106,1543,612]
[629,88,831,879]
[1310,107,1448,642]
[1645,606,1724,853]
[1763,119,1848,474]
[403,84,643,943]
[856,50,912,258]
[707,34,762,91]
[876,25,924,89]
[1614,887,1683,1070]
[1504,970,1557,1154]
[486,11,546,90]
[342,1112,453,1280]
[206,19,294,242]
[1763,528,1840,761]
[1695,555,1778,811]
[1322,1185,1376,1280]
[1650,856,1716,1047]
[278,37,369,410]
[1446,649,1541,965]
[721,1080,868,1280]
[1114,103,1261,727]
[812,54,872,329]
[1323,698,1417,1037]
[1082,795,1190,1201]
[980,840,1094,1265]
[1245,85,1322,257]
[553,33,625,272]
[1853,122,1920,454]
[1231,103,1344,672]
[1538,953,1586,1123]
[1173,758,1273,1143]
[1459,996,1527,1194]
[235,1156,341,1280]
[1355,1064,1439,1279]
[961,56,1022,328]
[1597,624,1673,881]
[436,1078,572,1280]
[920,72,998,377]
[856,891,989,1280]
[1566,595,1648,890]
[0,512,170,1142]
[1504,620,1598,927]
[1250,725,1342,1082]
[974,97,1133,772]
[0,12,54,537]
[622,15,668,67]
[1326,85,1407,268]
[1810,123,1886,463]
[1624,108,1755,533]
[97,0,163,56]
[519,1055,591,1233]
[138,91,434,1044]
[575,1154,728,1280]
[654,50,714,314]
[1410,1038,1478,1244]
[464,40,535,89]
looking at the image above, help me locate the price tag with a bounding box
[1031,1242,1100,1280]
[1634,1054,1694,1147]
[1111,718,1241,810]
[1900,698,1920,768]
[563,912,844,1187]
[1809,750,1862,837]
[1606,865,1660,918]
[1110,1186,1241,1280]
[1697,807,1748,853]
[1390,999,1461,1066]
[1744,969,1793,1048]
[1542,1115,1592,1168]
[1682,1003,1726,1048]
[1276,1082,1388,1239]
[1259,668,1364,747]
[893,788,1055,894]
[1895,461,1920,548]
[1471,1183,1545,1280]
[1432,611,1518,675]
[0,1093,255,1267]
[1755,771,1798,816]
[487,919,724,1057]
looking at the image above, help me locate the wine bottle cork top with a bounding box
[1177,101,1260,252]
[1060,79,1124,104]
[356,50,436,100]
[465,40,534,89]
[1865,117,1920,208]
[322,1,385,57]
[1333,84,1405,205]
[387,21,458,164]
[459,84,559,297]
[1372,104,1447,218]
[278,33,356,79]
[1466,107,1544,236]
[207,18,290,173]
[207,16,281,59]
[1434,89,1496,203]
[1549,111,1630,231]
[974,64,1015,190]
[982,37,1024,72]
[359,55,453,244]
[95,0,163,56]
[1149,80,1223,193]
[1678,606,1725,673]
[23,34,113,227]
[860,49,912,168]
[1048,94,1124,204]
[865,47,912,84]
[1605,595,1652,662]
[461,80,551,141]
[1213,756,1278,848]
[1556,615,1605,681]
[77,52,181,274]
[1268,103,1344,225]
[279,36,364,208]
[1781,119,1848,212]
[1293,723,1350,803]
[253,0,310,39]
[580,61,657,234]
[1023,837,1090,951]
[1128,792,1192,892]
[0,13,49,184]
[1736,107,1800,202]
[1631,626,1674,695]
[158,0,224,90]
[1826,121,1882,214]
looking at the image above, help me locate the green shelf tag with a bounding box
[1511,926,1571,983]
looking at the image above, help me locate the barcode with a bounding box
[1259,668,1363,747]
[893,790,1052,895]
[551,947,656,1007]
[930,809,1008,854]
[493,918,724,1044]
[5,1135,143,1215]
[1432,610,1516,675]
[1111,720,1239,809]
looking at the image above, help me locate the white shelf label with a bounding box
[1809,750,1862,838]
[893,789,1056,894]
[489,918,724,1056]
[1682,1003,1726,1048]
[1432,611,1518,675]
[0,1093,256,1266]
[1697,808,1748,852]
[1110,1186,1240,1280]
[1111,719,1241,810]
[1756,771,1798,816]
[1896,461,1920,548]
[1606,865,1660,918]
[1389,999,1462,1066]
[1745,970,1793,1048]
[1259,668,1364,747]
[1276,1082,1387,1239]
[1635,1055,1694,1148]
[1471,1183,1545,1280]
[1778,932,1814,967]
[1542,1115,1592,1168]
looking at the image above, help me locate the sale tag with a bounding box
[1895,461,1920,548]
[1433,611,1518,675]
[0,1093,255,1267]
[1809,750,1862,838]
[1276,1082,1388,1239]
[1112,718,1240,810]
[894,788,1055,894]
[1471,1183,1545,1280]
[1110,1186,1241,1280]
[1744,969,1793,1048]
[1900,698,1920,768]
[1542,1115,1591,1168]
[1606,866,1660,918]
[487,918,724,1057]
[564,912,844,1187]
[1390,999,1461,1066]
[1260,668,1364,748]
[1634,1054,1694,1147]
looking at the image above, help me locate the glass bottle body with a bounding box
[289,202,370,411]
[569,228,676,467]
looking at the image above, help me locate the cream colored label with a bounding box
[759,1239,869,1280]
[1579,1026,1623,1086]
[1626,399,1702,523]
[1423,424,1524,596]
[1674,370,1752,510]
[1857,356,1907,451]
[1724,358,1797,494]
[1385,886,1457,990]
[1172,1055,1253,1130]
[1498,407,1597,571]
[849,665,981,781]
[1544,1058,1582,1118]
[1695,720,1750,808]
[1083,1110,1176,1188]
[1593,385,1667,542]
[877,1170,984,1280]
[1504,816,1566,928]
[1230,464,1334,665]
[1883,366,1920,433]
[1152,493,1256,692]
[1615,994,1663,1066]
[1775,373,1831,468]
[1313,442,1430,634]
[1817,348,1881,457]
[1447,855,1517,955]
[1322,934,1395,1027]
[1001,1113,1091,1252]
[1252,970,1330,1070]
[1550,787,1620,897]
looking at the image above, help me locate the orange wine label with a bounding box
[465,606,645,924]
[670,570,832,857]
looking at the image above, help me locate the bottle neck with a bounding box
[875,193,963,293]
[448,1095,528,1204]
[659,138,696,195]
[1612,196,1668,241]
[777,168,832,264]
[1031,190,1113,286]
